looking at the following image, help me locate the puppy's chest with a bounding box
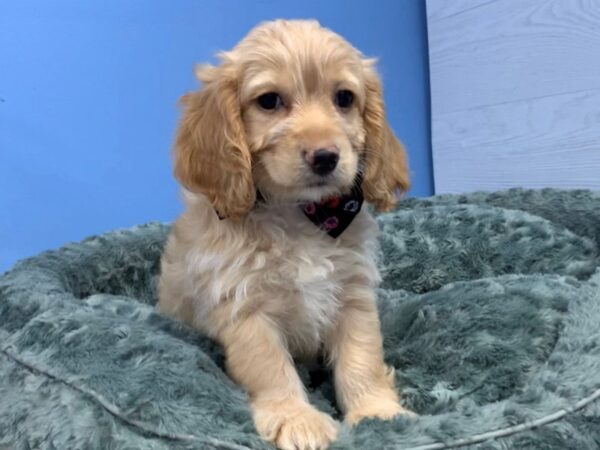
[195,208,379,351]
[270,238,345,309]
[245,210,359,304]
[241,211,377,338]
[269,241,347,352]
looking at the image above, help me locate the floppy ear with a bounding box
[361,62,410,211]
[173,63,255,219]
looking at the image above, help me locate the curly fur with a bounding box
[160,19,412,449]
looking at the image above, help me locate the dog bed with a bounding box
[2,188,600,449]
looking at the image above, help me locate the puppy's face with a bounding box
[175,20,409,218]
[238,22,366,202]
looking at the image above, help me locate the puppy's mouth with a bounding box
[302,161,360,190]
[302,170,347,191]
[297,169,358,201]
[306,179,330,188]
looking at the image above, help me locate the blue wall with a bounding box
[0,0,432,272]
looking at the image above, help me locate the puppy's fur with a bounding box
[159,20,412,450]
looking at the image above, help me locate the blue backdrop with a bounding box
[0,0,432,272]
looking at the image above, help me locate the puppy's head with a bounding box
[174,20,410,219]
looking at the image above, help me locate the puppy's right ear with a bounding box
[173,63,255,219]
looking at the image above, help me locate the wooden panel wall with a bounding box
[426,0,600,193]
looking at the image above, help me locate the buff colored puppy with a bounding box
[159,20,412,450]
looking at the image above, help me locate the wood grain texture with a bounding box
[427,0,600,193]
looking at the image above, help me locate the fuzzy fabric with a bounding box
[1,188,600,450]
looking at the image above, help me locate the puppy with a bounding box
[159,20,412,450]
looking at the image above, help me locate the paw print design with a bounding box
[328,197,340,208]
[323,216,339,230]
[344,200,359,212]
[304,203,317,215]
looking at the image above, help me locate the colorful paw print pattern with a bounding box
[301,183,364,238]
[323,216,339,230]
[216,177,364,238]
[343,199,360,213]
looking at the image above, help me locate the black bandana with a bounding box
[218,176,364,239]
[299,178,363,238]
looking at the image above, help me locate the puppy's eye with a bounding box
[334,89,354,109]
[257,92,283,111]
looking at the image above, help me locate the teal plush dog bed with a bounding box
[2,189,600,449]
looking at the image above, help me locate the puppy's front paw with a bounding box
[253,398,339,450]
[345,390,416,425]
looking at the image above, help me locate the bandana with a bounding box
[218,175,364,239]
[299,177,364,238]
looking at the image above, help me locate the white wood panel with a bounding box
[427,0,600,193]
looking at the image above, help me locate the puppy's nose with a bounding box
[305,148,339,176]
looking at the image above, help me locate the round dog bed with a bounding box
[1,188,600,449]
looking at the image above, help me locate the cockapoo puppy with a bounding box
[159,19,412,450]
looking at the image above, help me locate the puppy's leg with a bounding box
[220,313,338,450]
[326,287,414,425]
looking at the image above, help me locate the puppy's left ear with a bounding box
[361,61,410,211]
